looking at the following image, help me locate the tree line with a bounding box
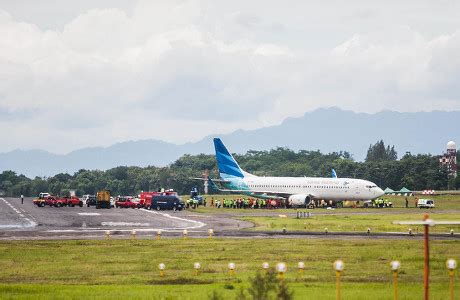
[0,141,459,197]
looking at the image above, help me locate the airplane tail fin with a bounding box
[332,169,337,178]
[213,138,253,179]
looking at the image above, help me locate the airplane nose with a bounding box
[376,188,385,197]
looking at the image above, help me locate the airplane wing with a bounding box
[192,177,231,183]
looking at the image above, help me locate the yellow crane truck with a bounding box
[96,190,111,209]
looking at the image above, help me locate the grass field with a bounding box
[191,194,460,234]
[240,212,460,233]
[0,239,459,299]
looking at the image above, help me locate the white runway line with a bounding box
[0,198,37,229]
[78,213,100,216]
[101,222,150,227]
[46,228,207,233]
[141,209,206,230]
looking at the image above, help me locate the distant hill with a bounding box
[1,108,459,177]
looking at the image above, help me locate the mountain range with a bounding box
[1,107,458,177]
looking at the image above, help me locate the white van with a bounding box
[417,199,435,209]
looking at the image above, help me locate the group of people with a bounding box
[209,197,282,209]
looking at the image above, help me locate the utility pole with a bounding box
[393,215,460,300]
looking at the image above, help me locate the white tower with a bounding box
[441,141,457,178]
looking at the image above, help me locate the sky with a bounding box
[1,0,460,154]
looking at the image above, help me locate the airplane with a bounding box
[212,138,385,208]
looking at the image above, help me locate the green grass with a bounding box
[241,212,460,233]
[0,239,459,299]
[1,282,458,300]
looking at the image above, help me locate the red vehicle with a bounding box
[140,190,178,209]
[66,196,83,207]
[54,197,69,207]
[44,196,58,207]
[33,193,52,207]
[33,198,46,207]
[115,196,139,208]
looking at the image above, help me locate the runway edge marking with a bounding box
[0,198,37,229]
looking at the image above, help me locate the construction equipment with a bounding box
[96,190,111,209]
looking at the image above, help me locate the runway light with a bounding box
[156,230,162,240]
[390,261,401,300]
[446,259,457,300]
[276,262,287,280]
[282,226,287,234]
[208,228,214,239]
[158,263,165,277]
[298,261,305,275]
[105,230,111,240]
[409,228,412,236]
[447,258,457,271]
[390,260,401,271]
[228,262,235,276]
[131,230,137,240]
[183,229,188,239]
[367,227,371,235]
[262,262,269,274]
[333,260,344,300]
[450,229,454,236]
[194,262,201,276]
[325,227,328,234]
[334,260,344,272]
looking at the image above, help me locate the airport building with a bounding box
[439,141,457,178]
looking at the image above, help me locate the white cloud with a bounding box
[0,1,460,153]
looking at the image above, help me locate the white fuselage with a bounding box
[240,176,384,201]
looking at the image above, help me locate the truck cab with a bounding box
[85,195,97,207]
[150,195,184,211]
[96,190,111,209]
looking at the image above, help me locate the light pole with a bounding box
[262,262,269,274]
[390,261,401,300]
[194,262,201,276]
[393,214,460,300]
[446,259,457,300]
[334,260,344,300]
[276,262,287,281]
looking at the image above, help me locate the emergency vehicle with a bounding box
[115,196,139,208]
[140,189,178,209]
[417,199,435,209]
[66,196,83,207]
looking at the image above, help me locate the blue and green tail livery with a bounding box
[213,138,245,179]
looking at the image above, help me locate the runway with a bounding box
[1,197,459,241]
[0,197,251,239]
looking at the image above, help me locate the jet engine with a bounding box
[288,194,313,207]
